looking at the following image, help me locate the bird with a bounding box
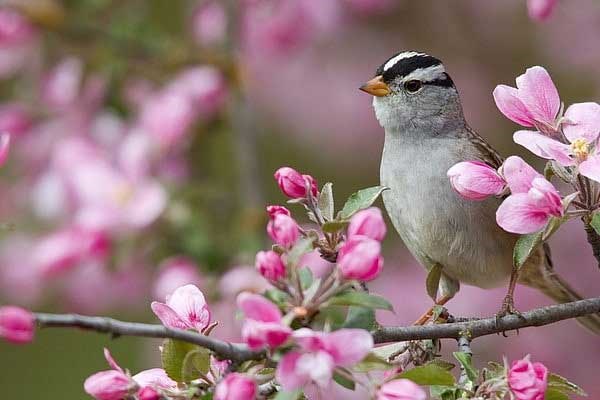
[359,51,600,334]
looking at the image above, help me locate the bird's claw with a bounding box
[495,295,525,335]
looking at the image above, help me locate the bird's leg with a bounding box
[414,294,453,326]
[496,264,523,321]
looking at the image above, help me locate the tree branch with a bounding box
[582,220,600,270]
[34,313,265,363]
[34,297,600,364]
[372,297,600,343]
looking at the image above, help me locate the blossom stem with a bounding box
[582,218,600,270]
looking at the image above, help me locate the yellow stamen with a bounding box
[571,138,589,161]
[112,183,134,206]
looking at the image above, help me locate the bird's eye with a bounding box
[404,80,422,93]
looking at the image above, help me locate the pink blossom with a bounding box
[165,66,227,117]
[255,250,286,282]
[337,235,383,281]
[266,205,291,218]
[377,378,427,400]
[267,213,300,247]
[0,8,37,78]
[447,161,506,200]
[299,250,334,278]
[153,257,203,302]
[41,57,83,110]
[0,103,31,136]
[276,328,373,390]
[496,171,563,234]
[527,0,558,22]
[513,131,572,166]
[132,368,177,391]
[83,370,135,400]
[274,166,318,198]
[347,207,387,241]
[192,1,227,47]
[499,156,542,194]
[493,66,560,129]
[137,387,160,400]
[151,284,211,332]
[218,265,270,298]
[0,132,10,167]
[214,373,257,400]
[563,102,600,143]
[508,356,548,400]
[0,305,35,344]
[237,292,292,349]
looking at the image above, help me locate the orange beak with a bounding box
[359,75,390,97]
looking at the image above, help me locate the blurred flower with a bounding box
[496,157,563,234]
[218,265,270,297]
[151,284,211,332]
[0,132,10,166]
[192,1,227,47]
[153,257,203,301]
[214,372,257,400]
[0,305,34,344]
[255,250,286,282]
[493,66,560,131]
[299,250,333,279]
[508,355,548,400]
[276,328,373,390]
[41,57,83,110]
[267,213,300,247]
[527,0,558,22]
[0,103,31,136]
[0,7,37,78]
[347,207,387,241]
[376,378,427,400]
[165,66,227,117]
[274,166,318,198]
[237,292,292,349]
[337,235,383,281]
[447,161,506,200]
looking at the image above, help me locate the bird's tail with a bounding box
[519,243,600,335]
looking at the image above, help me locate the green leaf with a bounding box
[318,182,334,221]
[333,369,356,391]
[298,267,314,290]
[181,348,211,382]
[548,373,587,396]
[353,353,391,372]
[287,237,314,266]
[545,388,570,400]
[342,306,377,330]
[161,339,199,382]
[542,216,565,241]
[328,291,394,311]
[265,289,289,306]
[426,264,443,301]
[513,231,544,269]
[453,352,478,383]
[274,389,303,400]
[482,361,505,380]
[398,364,456,386]
[338,186,388,220]
[427,359,455,371]
[590,212,600,235]
[321,220,348,233]
[430,385,457,400]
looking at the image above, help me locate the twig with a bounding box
[457,335,473,387]
[34,313,264,363]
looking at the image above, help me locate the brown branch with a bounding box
[582,220,600,270]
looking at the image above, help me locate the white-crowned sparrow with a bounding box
[360,51,600,333]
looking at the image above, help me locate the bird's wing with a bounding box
[464,126,504,169]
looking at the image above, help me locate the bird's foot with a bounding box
[495,295,525,335]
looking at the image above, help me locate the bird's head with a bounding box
[360,51,464,131]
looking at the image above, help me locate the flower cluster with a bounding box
[449,66,600,235]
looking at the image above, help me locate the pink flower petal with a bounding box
[103,348,124,373]
[513,130,572,166]
[150,302,190,330]
[165,284,211,331]
[563,102,600,143]
[132,368,177,389]
[377,378,427,400]
[579,155,600,183]
[447,161,506,200]
[276,351,309,391]
[323,329,373,367]
[515,66,560,127]
[496,193,552,234]
[0,133,10,167]
[492,85,535,127]
[236,292,281,323]
[500,156,541,194]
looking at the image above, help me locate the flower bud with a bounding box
[508,356,548,400]
[377,378,426,400]
[84,370,135,400]
[274,167,318,198]
[266,205,290,218]
[214,373,256,400]
[267,213,300,247]
[255,250,286,282]
[447,161,506,200]
[347,207,386,241]
[137,387,160,400]
[0,305,35,344]
[337,236,383,281]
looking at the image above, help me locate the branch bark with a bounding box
[34,297,600,362]
[583,220,600,270]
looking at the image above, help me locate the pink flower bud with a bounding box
[214,373,257,400]
[267,213,300,247]
[237,292,292,349]
[447,161,506,200]
[84,370,135,400]
[0,305,35,344]
[347,207,387,241]
[508,356,548,400]
[266,205,291,218]
[527,0,558,22]
[337,236,383,281]
[377,378,427,400]
[0,132,10,167]
[255,250,286,282]
[192,1,227,47]
[274,167,318,198]
[137,387,160,400]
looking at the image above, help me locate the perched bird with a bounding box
[360,51,600,333]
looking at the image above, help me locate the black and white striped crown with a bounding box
[375,51,454,88]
